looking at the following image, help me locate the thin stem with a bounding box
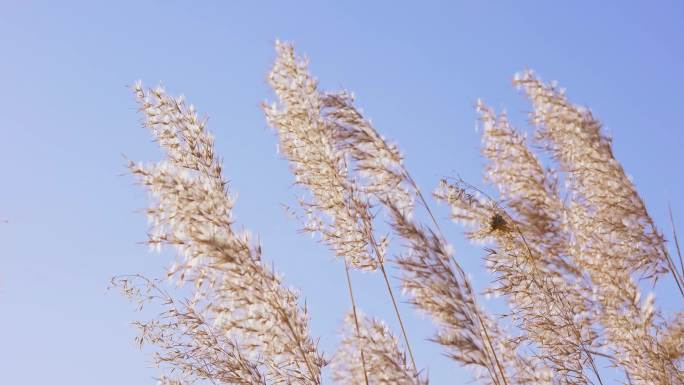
[670,205,684,277]
[351,181,418,374]
[474,307,509,385]
[668,204,684,300]
[343,258,370,385]
[378,260,418,372]
[361,211,418,372]
[664,251,684,300]
[403,171,444,235]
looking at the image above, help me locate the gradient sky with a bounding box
[1,1,683,384]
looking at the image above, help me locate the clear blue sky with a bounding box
[1,1,683,384]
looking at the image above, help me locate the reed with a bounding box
[115,43,683,385]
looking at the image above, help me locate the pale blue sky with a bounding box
[1,1,683,384]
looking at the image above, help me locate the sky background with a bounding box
[1,1,684,384]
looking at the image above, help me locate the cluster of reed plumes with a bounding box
[114,42,684,385]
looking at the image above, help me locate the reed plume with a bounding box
[263,42,378,271]
[332,311,427,385]
[512,71,682,384]
[117,83,324,384]
[264,41,418,381]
